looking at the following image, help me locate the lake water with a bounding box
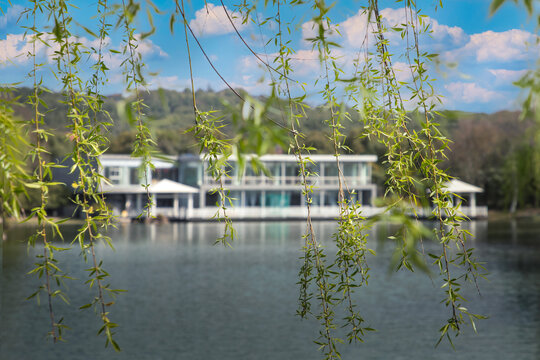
[1,219,539,359]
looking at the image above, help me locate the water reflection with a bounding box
[108,219,492,247]
[1,220,539,360]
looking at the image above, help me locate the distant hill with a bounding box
[6,87,525,157]
[7,87,361,156]
[5,86,534,210]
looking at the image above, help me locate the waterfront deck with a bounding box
[120,204,487,222]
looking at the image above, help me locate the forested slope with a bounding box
[7,87,536,210]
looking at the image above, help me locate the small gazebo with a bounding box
[445,179,486,218]
[102,179,199,220]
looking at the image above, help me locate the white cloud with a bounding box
[0,34,30,64]
[239,49,321,78]
[429,20,468,46]
[228,81,270,95]
[301,20,339,46]
[380,8,468,49]
[190,3,247,37]
[91,50,123,70]
[239,55,258,70]
[379,8,404,27]
[288,49,322,76]
[448,29,537,63]
[488,68,528,84]
[340,9,373,48]
[445,81,502,103]
[393,61,413,82]
[338,7,467,51]
[147,75,184,90]
[90,35,167,70]
[0,5,23,29]
[0,33,53,65]
[146,75,216,91]
[0,32,167,69]
[134,34,168,58]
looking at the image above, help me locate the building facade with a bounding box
[100,153,379,220]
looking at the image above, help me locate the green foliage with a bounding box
[490,0,533,14]
[489,0,540,212]
[0,89,30,224]
[188,109,236,246]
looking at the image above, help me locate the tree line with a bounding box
[6,87,537,212]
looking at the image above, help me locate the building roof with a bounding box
[150,179,199,194]
[100,154,177,168]
[101,153,378,164]
[445,179,483,193]
[102,179,199,194]
[178,153,378,163]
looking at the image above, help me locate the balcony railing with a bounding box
[413,206,488,219]
[206,176,369,187]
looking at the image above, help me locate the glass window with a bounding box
[206,192,219,206]
[285,164,300,184]
[285,163,299,176]
[309,192,321,206]
[156,197,174,208]
[290,191,301,206]
[181,163,200,186]
[154,168,178,182]
[265,162,282,184]
[305,162,319,176]
[105,166,121,185]
[245,191,261,206]
[343,163,357,177]
[362,190,372,206]
[129,167,140,185]
[229,191,242,207]
[324,163,338,177]
[324,191,339,206]
[265,191,286,207]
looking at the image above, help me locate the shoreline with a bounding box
[3,208,540,226]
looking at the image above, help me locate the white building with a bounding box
[100,153,379,220]
[100,154,199,220]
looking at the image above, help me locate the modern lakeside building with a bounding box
[100,153,379,220]
[99,153,487,221]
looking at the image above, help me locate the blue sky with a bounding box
[0,0,537,113]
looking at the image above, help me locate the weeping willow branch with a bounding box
[48,0,121,350]
[120,0,154,219]
[23,0,70,343]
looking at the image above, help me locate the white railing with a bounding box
[414,206,488,219]
[120,207,189,220]
[211,176,368,187]
[188,206,384,220]
[116,205,486,221]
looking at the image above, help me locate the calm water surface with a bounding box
[1,220,539,359]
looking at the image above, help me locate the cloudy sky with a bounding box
[0,0,537,113]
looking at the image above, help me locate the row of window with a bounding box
[205,190,372,207]
[103,166,177,185]
[103,161,371,187]
[105,189,373,211]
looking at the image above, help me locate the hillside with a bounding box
[4,87,536,210]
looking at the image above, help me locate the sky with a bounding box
[0,0,537,113]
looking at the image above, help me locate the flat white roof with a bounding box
[102,179,199,194]
[100,154,177,168]
[150,179,199,193]
[259,154,378,163]
[178,153,378,163]
[445,179,483,193]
